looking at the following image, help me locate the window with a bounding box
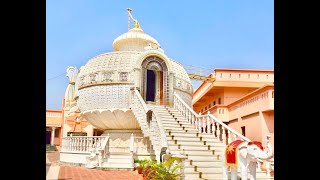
[239,74,241,78]
[213,101,216,106]
[248,74,250,79]
[229,74,232,78]
[208,104,211,109]
[241,126,246,136]
[218,98,221,104]
[205,106,207,111]
[257,74,259,79]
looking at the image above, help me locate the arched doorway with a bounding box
[141,56,168,105]
[146,70,156,102]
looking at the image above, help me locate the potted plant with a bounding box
[145,157,182,180]
[134,159,148,174]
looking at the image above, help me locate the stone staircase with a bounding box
[150,105,273,180]
[101,152,134,170]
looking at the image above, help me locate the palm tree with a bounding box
[145,157,182,180]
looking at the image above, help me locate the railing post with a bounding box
[227,130,231,144]
[221,127,226,144]
[216,124,221,141]
[191,114,195,126]
[129,133,135,153]
[233,134,237,141]
[202,117,206,133]
[198,113,202,133]
[80,137,83,152]
[207,112,211,134]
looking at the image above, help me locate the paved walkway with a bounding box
[46,151,143,180]
[59,166,143,180]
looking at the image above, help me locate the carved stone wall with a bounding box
[76,50,193,110]
[77,84,131,112]
[175,89,193,107]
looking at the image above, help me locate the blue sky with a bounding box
[46,0,274,109]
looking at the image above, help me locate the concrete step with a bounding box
[184,165,222,173]
[170,149,216,156]
[200,172,224,179]
[186,155,221,161]
[164,127,198,132]
[163,123,195,129]
[161,120,191,125]
[107,158,133,163]
[102,163,134,169]
[158,113,185,119]
[184,172,223,179]
[166,131,218,139]
[186,160,223,166]
[108,153,133,159]
[168,144,224,151]
[167,139,224,147]
[166,129,200,133]
[184,172,201,179]
[167,135,221,143]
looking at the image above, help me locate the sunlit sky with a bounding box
[46,0,274,109]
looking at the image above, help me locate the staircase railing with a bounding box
[173,93,274,175]
[130,88,168,157]
[173,92,250,144]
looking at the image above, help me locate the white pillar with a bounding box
[51,127,56,145]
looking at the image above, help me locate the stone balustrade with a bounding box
[130,88,168,161]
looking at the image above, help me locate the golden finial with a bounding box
[127,8,140,29]
[134,20,140,28]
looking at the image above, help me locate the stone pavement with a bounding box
[46,151,143,180]
[59,166,143,180]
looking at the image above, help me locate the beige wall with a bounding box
[228,112,262,143]
[260,111,274,151]
[214,69,274,83]
[228,111,274,150]
[53,128,61,146]
[195,91,223,113]
[223,87,257,105]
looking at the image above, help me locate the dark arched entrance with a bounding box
[141,56,168,105]
[146,70,156,102]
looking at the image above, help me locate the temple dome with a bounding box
[112,27,160,52]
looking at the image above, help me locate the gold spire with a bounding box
[134,20,140,28]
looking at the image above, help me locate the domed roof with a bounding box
[112,27,160,52]
[77,51,191,85]
[78,51,141,76]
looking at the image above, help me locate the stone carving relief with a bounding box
[78,71,132,88]
[147,61,162,71]
[89,73,97,84]
[79,75,86,86]
[101,71,113,82]
[119,72,129,81]
[65,66,79,110]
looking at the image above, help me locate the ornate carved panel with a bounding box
[77,84,131,112]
